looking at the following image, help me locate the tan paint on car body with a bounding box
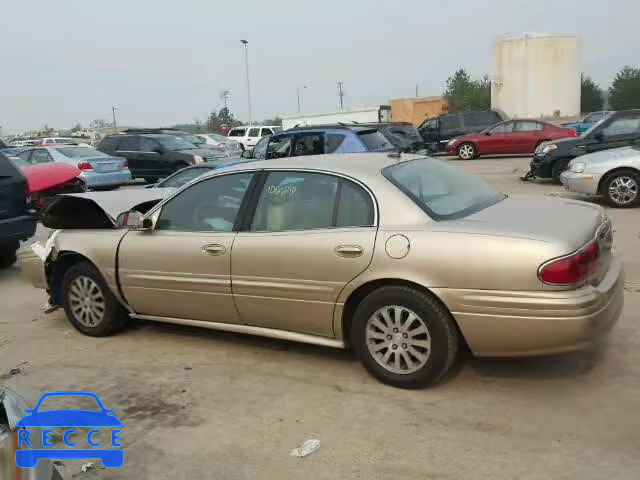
[21,153,624,357]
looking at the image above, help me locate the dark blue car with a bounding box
[15,391,123,468]
[242,125,394,160]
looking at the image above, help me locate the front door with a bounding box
[118,172,256,322]
[231,171,377,337]
[479,121,514,155]
[245,127,262,149]
[586,111,640,154]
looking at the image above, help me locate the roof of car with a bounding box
[282,124,380,133]
[218,152,423,179]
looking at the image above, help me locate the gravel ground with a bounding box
[1,156,639,479]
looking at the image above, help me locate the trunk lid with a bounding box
[83,155,128,173]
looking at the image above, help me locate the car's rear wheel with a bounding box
[60,262,130,336]
[457,142,477,160]
[351,286,459,389]
[602,170,640,208]
[551,158,570,183]
[0,241,19,269]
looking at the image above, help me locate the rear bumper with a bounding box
[436,254,624,356]
[79,170,132,188]
[560,171,602,195]
[0,212,37,243]
[17,245,47,289]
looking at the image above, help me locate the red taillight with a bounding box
[567,129,577,137]
[539,240,600,285]
[122,160,128,169]
[77,161,93,171]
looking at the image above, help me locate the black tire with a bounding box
[60,262,130,337]
[551,158,570,183]
[0,242,18,269]
[601,169,640,208]
[351,286,459,389]
[457,142,477,160]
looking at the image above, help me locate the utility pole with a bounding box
[337,81,344,111]
[112,105,118,129]
[415,84,419,97]
[240,40,253,125]
[297,85,307,114]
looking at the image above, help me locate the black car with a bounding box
[417,109,507,152]
[0,153,37,268]
[97,133,229,183]
[530,109,640,182]
[358,122,426,153]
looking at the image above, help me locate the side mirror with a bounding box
[241,150,252,159]
[116,211,152,230]
[485,131,492,136]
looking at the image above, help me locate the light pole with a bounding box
[297,85,307,114]
[112,105,118,129]
[240,39,252,125]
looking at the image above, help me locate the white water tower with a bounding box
[492,33,580,118]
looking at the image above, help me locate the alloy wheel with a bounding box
[365,305,432,375]
[458,144,475,159]
[68,276,106,327]
[609,176,638,206]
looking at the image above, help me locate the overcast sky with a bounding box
[1,0,638,133]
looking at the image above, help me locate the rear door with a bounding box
[586,111,640,154]
[0,153,28,222]
[292,131,325,156]
[116,136,145,177]
[511,120,543,153]
[231,170,377,336]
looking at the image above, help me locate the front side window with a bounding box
[584,112,605,123]
[439,115,459,131]
[32,149,53,164]
[489,122,514,134]
[383,158,505,220]
[422,118,438,130]
[260,128,273,136]
[601,113,640,137]
[156,173,254,232]
[117,136,140,151]
[250,172,338,232]
[266,135,293,159]
[293,134,325,156]
[252,136,269,159]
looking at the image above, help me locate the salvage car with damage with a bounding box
[19,153,624,389]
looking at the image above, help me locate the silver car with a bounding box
[195,133,242,156]
[561,146,640,208]
[16,146,131,190]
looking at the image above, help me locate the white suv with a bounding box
[227,125,282,150]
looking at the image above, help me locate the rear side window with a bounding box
[293,134,325,156]
[98,136,121,150]
[357,130,391,151]
[118,136,140,151]
[325,134,346,153]
[514,121,543,132]
[228,129,246,137]
[439,115,459,131]
[260,128,273,136]
[463,112,494,128]
[32,149,53,164]
[336,180,374,227]
[248,128,260,137]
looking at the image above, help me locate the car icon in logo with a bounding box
[15,391,123,468]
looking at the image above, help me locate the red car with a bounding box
[447,119,576,160]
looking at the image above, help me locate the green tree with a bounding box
[608,66,640,110]
[581,74,603,113]
[443,69,491,112]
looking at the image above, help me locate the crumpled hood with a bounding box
[42,187,175,229]
[21,162,81,193]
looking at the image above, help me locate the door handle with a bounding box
[202,244,226,256]
[335,245,364,257]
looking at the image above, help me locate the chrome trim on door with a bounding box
[335,245,364,257]
[202,244,227,256]
[131,314,346,348]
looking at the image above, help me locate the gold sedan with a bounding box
[20,153,624,388]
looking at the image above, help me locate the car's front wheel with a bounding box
[551,158,570,183]
[352,286,459,389]
[457,142,477,160]
[602,170,640,208]
[60,262,130,336]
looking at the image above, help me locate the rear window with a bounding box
[357,130,392,151]
[56,147,106,158]
[383,157,505,220]
[228,129,246,137]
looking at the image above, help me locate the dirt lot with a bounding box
[1,156,639,479]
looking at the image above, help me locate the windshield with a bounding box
[56,147,106,158]
[383,157,505,220]
[157,136,197,151]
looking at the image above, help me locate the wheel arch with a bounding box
[47,251,98,305]
[597,167,640,194]
[338,278,469,351]
[457,141,477,158]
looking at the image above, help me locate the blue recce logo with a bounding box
[14,391,124,469]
